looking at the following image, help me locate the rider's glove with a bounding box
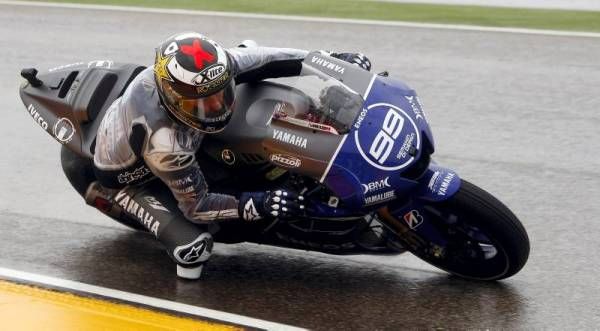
[239,189,305,221]
[330,52,372,71]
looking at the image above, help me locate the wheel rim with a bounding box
[418,205,511,280]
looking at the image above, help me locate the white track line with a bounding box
[2,0,600,38]
[0,267,306,331]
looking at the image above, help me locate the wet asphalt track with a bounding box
[1,3,600,330]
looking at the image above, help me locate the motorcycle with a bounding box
[19,51,529,281]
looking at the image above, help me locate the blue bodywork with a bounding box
[319,76,461,216]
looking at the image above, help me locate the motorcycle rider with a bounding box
[66,32,372,279]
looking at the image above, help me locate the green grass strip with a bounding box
[29,0,600,32]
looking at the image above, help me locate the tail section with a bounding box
[19,62,145,158]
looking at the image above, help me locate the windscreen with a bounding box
[267,65,363,134]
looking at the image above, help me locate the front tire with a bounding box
[397,180,529,280]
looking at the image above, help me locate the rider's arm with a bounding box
[227,46,309,84]
[143,128,240,223]
[227,47,372,84]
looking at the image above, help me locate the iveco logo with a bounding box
[53,117,76,144]
[27,104,48,130]
[362,177,391,194]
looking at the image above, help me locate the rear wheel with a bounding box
[391,180,529,280]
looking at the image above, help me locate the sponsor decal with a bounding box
[270,154,302,168]
[404,95,425,121]
[311,56,345,74]
[87,60,113,69]
[308,122,333,132]
[27,104,48,130]
[117,165,152,184]
[354,108,368,129]
[173,186,195,194]
[396,132,416,160]
[355,103,420,171]
[173,233,212,264]
[168,176,193,187]
[438,172,456,196]
[362,177,391,194]
[115,191,160,237]
[221,149,235,165]
[53,117,76,144]
[195,71,230,94]
[272,129,307,149]
[48,62,84,72]
[154,53,174,82]
[243,198,261,221]
[160,153,194,170]
[364,190,396,206]
[200,108,231,124]
[192,63,226,86]
[428,171,441,192]
[403,210,424,229]
[144,196,169,212]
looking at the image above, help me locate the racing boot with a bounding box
[172,232,214,280]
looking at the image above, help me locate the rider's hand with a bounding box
[239,189,305,221]
[330,52,372,71]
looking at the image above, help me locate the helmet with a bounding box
[154,32,235,133]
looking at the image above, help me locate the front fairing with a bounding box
[321,76,436,210]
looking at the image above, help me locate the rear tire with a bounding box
[409,180,529,280]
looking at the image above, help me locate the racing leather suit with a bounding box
[93,46,308,222]
[87,46,309,276]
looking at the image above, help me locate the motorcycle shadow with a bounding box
[75,231,528,330]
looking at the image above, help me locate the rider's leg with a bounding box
[60,145,95,198]
[110,179,214,279]
[61,146,145,230]
[62,146,214,279]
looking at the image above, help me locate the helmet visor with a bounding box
[161,80,235,132]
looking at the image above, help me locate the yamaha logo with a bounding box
[221,149,235,165]
[311,56,345,74]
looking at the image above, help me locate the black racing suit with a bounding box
[86,46,309,270]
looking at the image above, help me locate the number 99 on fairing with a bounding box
[369,108,404,164]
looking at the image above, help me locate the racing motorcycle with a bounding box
[19,51,529,281]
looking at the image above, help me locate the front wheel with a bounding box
[384,180,530,280]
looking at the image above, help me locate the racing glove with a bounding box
[239,189,305,221]
[330,52,372,71]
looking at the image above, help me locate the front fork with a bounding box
[376,163,462,253]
